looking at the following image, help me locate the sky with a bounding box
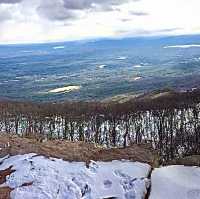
[0,0,200,44]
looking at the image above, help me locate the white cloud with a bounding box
[0,0,200,44]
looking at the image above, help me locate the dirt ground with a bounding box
[0,135,157,165]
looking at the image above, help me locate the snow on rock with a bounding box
[0,154,151,199]
[150,165,200,199]
[0,154,9,163]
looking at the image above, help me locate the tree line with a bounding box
[0,89,200,163]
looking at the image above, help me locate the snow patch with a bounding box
[164,44,200,49]
[0,154,151,199]
[116,56,127,60]
[150,165,200,199]
[133,77,142,81]
[48,86,81,94]
[53,46,65,50]
[97,64,106,69]
[133,65,142,68]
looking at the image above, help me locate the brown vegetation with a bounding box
[0,135,156,166]
[0,187,13,199]
[0,89,200,163]
[167,155,200,166]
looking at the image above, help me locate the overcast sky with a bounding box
[0,0,200,44]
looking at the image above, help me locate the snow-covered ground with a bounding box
[0,154,151,199]
[150,165,200,199]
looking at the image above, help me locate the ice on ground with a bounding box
[0,154,151,199]
[150,165,200,199]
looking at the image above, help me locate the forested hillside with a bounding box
[0,89,200,163]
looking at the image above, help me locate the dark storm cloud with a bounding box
[37,0,134,21]
[0,0,22,4]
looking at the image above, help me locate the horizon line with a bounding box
[1,33,200,46]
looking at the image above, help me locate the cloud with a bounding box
[63,0,130,10]
[37,1,78,21]
[37,0,132,21]
[157,28,182,33]
[121,18,132,22]
[0,8,12,21]
[0,0,200,44]
[129,11,149,16]
[0,0,22,4]
[115,28,183,37]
